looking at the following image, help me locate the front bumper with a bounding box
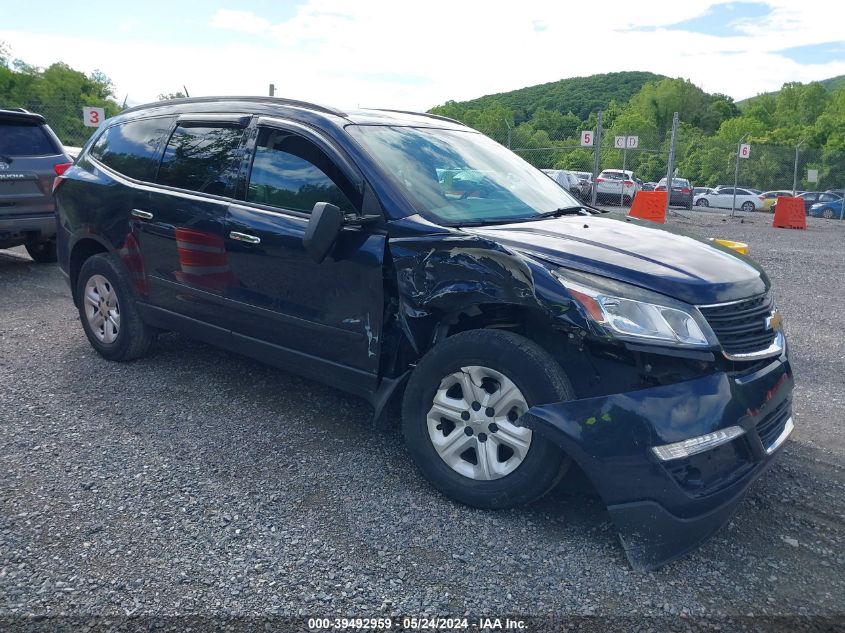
[523,355,793,570]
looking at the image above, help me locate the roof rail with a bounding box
[122,96,346,117]
[370,108,464,125]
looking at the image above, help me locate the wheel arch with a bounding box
[68,237,110,304]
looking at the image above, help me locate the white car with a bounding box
[595,169,639,204]
[694,187,764,212]
[542,169,580,193]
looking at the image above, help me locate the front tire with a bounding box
[25,239,57,263]
[741,201,755,212]
[401,329,573,509]
[76,253,154,361]
[822,208,835,219]
[696,198,709,207]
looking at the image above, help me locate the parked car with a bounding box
[571,171,593,200]
[655,177,693,209]
[759,190,794,212]
[0,108,73,262]
[642,182,657,192]
[809,198,844,219]
[771,191,841,215]
[55,96,793,570]
[595,169,639,204]
[694,187,764,212]
[542,169,581,195]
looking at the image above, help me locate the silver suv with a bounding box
[0,109,71,262]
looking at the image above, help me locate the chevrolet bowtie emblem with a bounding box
[765,310,782,331]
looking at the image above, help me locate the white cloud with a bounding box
[1,0,844,113]
[210,9,270,34]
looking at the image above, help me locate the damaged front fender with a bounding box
[523,358,794,570]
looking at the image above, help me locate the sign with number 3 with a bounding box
[82,107,105,127]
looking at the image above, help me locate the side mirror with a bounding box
[303,202,344,263]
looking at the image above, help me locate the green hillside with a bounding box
[432,71,665,123]
[820,75,845,91]
[427,72,845,191]
[738,74,845,107]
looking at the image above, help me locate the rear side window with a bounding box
[0,123,59,156]
[89,117,175,181]
[245,128,357,214]
[157,125,245,196]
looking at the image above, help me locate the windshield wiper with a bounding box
[536,206,589,218]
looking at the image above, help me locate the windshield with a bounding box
[347,125,581,225]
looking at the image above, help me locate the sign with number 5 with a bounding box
[82,107,105,127]
[739,143,751,159]
[580,131,594,147]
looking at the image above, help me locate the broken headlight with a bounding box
[551,269,718,348]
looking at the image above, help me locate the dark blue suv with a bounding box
[55,97,794,570]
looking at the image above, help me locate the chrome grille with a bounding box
[698,293,777,356]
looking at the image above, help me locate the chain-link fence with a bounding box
[503,116,844,212]
[2,97,122,147]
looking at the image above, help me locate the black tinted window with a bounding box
[89,117,174,181]
[0,123,59,156]
[246,129,356,214]
[157,125,245,196]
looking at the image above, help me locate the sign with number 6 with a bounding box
[739,143,751,159]
[82,107,105,127]
[580,131,593,147]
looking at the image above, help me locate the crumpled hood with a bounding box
[464,215,768,305]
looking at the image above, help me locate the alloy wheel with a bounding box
[83,274,121,344]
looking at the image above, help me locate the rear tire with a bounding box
[25,239,57,263]
[822,208,835,219]
[696,198,709,207]
[401,329,573,509]
[76,253,154,361]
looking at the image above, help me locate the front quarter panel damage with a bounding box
[387,232,584,352]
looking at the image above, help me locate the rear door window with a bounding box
[245,128,357,214]
[89,117,175,181]
[157,124,246,196]
[0,123,59,156]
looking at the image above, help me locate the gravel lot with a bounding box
[1,212,843,629]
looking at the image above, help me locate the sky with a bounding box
[1,0,844,111]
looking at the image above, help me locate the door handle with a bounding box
[229,231,261,244]
[131,209,154,220]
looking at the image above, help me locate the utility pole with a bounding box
[841,191,844,221]
[620,136,628,208]
[590,111,603,206]
[269,84,275,97]
[731,133,749,217]
[792,137,806,196]
[664,112,679,215]
[505,119,512,149]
